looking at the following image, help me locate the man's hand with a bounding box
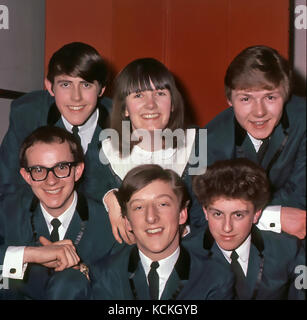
[281,207,306,239]
[23,236,80,271]
[104,190,135,245]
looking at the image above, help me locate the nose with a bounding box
[145,204,159,224]
[222,216,233,233]
[145,92,157,109]
[71,85,82,102]
[45,170,58,185]
[253,99,267,118]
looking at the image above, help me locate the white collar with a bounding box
[218,234,251,264]
[139,246,180,278]
[62,109,99,134]
[247,132,263,152]
[40,191,77,232]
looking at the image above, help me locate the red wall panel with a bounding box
[45,0,290,126]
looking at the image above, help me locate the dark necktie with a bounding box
[257,138,270,164]
[72,125,81,146]
[230,250,246,296]
[148,261,159,300]
[50,218,61,242]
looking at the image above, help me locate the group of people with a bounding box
[0,41,305,300]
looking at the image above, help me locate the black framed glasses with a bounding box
[26,162,78,181]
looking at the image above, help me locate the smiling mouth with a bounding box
[142,113,159,119]
[249,120,269,127]
[146,227,163,234]
[44,188,62,195]
[67,105,86,111]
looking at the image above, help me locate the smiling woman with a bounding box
[100,58,205,244]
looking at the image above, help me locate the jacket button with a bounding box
[270,223,275,228]
[10,268,16,274]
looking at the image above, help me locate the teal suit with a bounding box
[87,244,235,300]
[0,189,118,299]
[206,95,306,209]
[0,90,114,203]
[187,226,305,300]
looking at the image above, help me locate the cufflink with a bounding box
[270,223,275,228]
[10,268,16,274]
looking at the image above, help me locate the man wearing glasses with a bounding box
[0,126,116,299]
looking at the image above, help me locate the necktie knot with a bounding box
[50,218,61,242]
[150,261,159,270]
[257,137,270,163]
[51,218,61,229]
[72,126,81,146]
[231,250,239,262]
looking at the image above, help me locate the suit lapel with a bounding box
[64,193,89,244]
[128,246,150,300]
[29,197,50,240]
[161,246,190,300]
[244,226,265,299]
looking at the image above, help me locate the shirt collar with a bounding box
[139,246,180,278]
[247,132,263,152]
[62,109,99,134]
[218,234,251,263]
[40,191,77,231]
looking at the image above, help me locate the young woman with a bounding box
[100,58,206,243]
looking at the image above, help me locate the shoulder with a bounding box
[11,90,54,113]
[284,95,306,129]
[90,245,131,281]
[260,229,303,257]
[205,107,234,129]
[99,96,112,113]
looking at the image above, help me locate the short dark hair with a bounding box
[19,126,84,168]
[115,164,190,217]
[47,42,108,90]
[225,45,291,102]
[192,158,271,212]
[110,58,185,153]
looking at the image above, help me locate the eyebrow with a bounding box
[235,90,281,96]
[129,194,174,205]
[27,161,72,168]
[207,207,250,215]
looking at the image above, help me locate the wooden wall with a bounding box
[45,0,289,126]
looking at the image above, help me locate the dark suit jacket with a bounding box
[0,189,118,299]
[186,226,305,300]
[205,95,306,209]
[0,90,114,203]
[87,244,235,300]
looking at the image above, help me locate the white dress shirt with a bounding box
[62,109,99,153]
[247,133,282,233]
[139,247,180,300]
[218,234,251,276]
[2,192,78,280]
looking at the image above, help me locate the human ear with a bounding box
[179,208,188,225]
[98,86,106,97]
[45,78,55,96]
[253,209,262,224]
[74,162,85,182]
[19,168,32,185]
[202,206,209,220]
[124,216,133,232]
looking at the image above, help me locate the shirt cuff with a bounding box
[256,205,282,233]
[2,246,28,279]
[102,188,119,213]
